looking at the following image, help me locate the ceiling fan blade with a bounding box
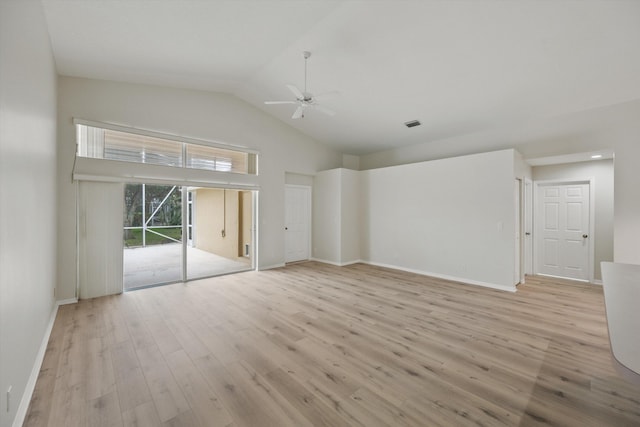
[292,106,304,119]
[313,104,336,116]
[286,84,305,100]
[264,101,297,105]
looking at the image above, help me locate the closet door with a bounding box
[536,183,590,281]
[284,185,311,263]
[78,181,124,298]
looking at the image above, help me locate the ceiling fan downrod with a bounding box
[303,51,311,96]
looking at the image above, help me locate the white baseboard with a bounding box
[310,258,363,267]
[57,297,78,305]
[302,258,516,292]
[361,260,517,293]
[592,279,603,286]
[12,301,61,427]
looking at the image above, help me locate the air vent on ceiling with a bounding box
[404,120,421,128]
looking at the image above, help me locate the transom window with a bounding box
[76,121,257,175]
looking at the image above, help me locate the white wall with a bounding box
[313,168,361,265]
[340,169,361,263]
[312,168,361,266]
[533,159,614,280]
[359,99,640,267]
[514,150,532,181]
[342,154,360,170]
[313,170,341,264]
[285,172,314,187]
[0,2,58,427]
[57,77,343,300]
[360,150,517,291]
[612,140,640,265]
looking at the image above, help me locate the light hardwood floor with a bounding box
[24,262,640,426]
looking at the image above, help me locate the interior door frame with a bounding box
[515,178,522,285]
[187,190,196,248]
[533,178,595,283]
[284,184,312,263]
[523,177,533,276]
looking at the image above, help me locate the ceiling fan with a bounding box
[265,51,336,119]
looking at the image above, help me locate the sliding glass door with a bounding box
[123,184,183,289]
[123,183,254,290]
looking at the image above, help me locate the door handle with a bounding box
[525,232,531,236]
[285,227,288,230]
[582,234,588,238]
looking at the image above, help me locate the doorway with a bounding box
[515,179,522,285]
[123,184,183,288]
[534,181,592,281]
[284,185,311,263]
[524,178,533,276]
[186,187,253,281]
[123,183,255,290]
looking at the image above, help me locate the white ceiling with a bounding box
[42,0,640,155]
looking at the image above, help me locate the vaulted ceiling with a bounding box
[42,0,640,155]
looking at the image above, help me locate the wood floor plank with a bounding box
[46,382,86,427]
[114,370,152,414]
[110,340,142,383]
[24,262,640,426]
[163,349,233,427]
[22,309,69,427]
[86,390,123,427]
[402,388,517,427]
[134,344,191,422]
[161,409,200,427]
[349,386,425,427]
[164,317,210,360]
[121,401,161,427]
[264,367,355,427]
[84,337,116,401]
[194,356,300,427]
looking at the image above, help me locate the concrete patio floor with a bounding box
[124,243,251,290]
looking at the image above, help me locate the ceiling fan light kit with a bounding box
[264,51,335,119]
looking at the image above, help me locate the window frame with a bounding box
[74,118,258,175]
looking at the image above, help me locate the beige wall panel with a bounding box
[195,188,239,260]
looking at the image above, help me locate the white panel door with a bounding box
[537,183,590,280]
[285,185,311,263]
